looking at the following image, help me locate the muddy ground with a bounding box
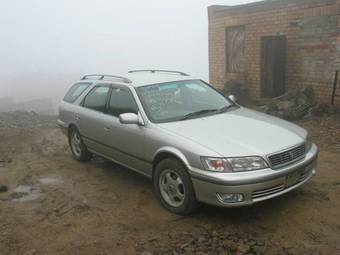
[0,112,339,255]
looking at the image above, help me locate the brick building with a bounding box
[208,0,340,104]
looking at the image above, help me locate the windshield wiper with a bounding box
[180,105,238,120]
[180,109,220,120]
[215,104,238,113]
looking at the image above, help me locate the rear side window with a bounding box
[108,88,138,117]
[64,82,91,103]
[83,86,110,112]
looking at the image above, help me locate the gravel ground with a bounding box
[0,111,339,255]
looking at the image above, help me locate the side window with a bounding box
[83,86,110,112]
[108,88,138,117]
[64,82,91,103]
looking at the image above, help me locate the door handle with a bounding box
[104,127,110,131]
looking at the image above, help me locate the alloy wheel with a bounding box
[70,131,82,158]
[159,169,185,207]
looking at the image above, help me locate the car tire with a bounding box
[153,158,199,215]
[68,126,92,162]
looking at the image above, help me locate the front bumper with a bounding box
[189,144,318,207]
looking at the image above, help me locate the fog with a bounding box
[0,0,257,109]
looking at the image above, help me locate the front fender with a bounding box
[153,146,191,168]
[57,119,80,136]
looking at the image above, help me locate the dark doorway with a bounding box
[261,35,286,98]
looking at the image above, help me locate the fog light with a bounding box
[217,193,244,203]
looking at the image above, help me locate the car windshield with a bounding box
[136,80,235,123]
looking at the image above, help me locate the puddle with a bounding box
[39,177,63,185]
[11,177,62,203]
[14,185,33,193]
[12,193,42,202]
[12,185,42,202]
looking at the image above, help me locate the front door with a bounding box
[100,85,150,176]
[261,35,286,98]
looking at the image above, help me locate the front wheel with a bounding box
[68,126,92,162]
[153,158,199,215]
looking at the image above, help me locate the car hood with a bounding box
[157,107,307,157]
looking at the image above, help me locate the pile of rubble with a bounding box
[258,87,339,120]
[258,87,315,120]
[0,111,57,129]
[311,102,340,116]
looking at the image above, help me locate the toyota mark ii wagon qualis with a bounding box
[58,70,318,214]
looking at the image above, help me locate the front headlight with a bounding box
[201,156,268,172]
[201,158,232,172]
[227,156,268,172]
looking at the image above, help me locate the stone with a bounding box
[141,252,153,255]
[23,249,38,255]
[183,246,194,253]
[196,252,209,255]
[277,101,295,110]
[197,236,206,244]
[248,240,257,246]
[253,245,266,254]
[179,239,193,249]
[238,243,250,253]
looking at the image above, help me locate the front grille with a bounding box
[252,184,285,199]
[268,144,306,168]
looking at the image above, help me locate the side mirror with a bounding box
[119,113,144,125]
[228,94,236,103]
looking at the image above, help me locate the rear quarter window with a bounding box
[64,82,91,103]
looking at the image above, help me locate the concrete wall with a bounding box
[208,0,340,104]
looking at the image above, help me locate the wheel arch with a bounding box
[152,147,190,179]
[67,122,80,133]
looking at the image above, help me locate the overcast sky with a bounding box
[0,0,257,101]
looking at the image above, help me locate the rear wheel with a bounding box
[68,126,92,161]
[153,158,199,215]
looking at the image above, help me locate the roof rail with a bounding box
[81,74,132,84]
[128,70,189,76]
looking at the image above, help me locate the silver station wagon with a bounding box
[58,70,318,214]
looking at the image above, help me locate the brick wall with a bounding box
[208,0,340,104]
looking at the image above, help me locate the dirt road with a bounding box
[0,113,339,255]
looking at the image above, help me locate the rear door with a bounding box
[77,84,111,154]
